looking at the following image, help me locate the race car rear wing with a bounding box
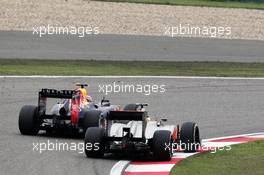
[38,88,75,116]
[107,110,148,142]
[39,89,74,99]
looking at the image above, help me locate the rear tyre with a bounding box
[84,127,105,158]
[83,110,101,132]
[124,104,138,110]
[152,130,172,161]
[18,105,40,135]
[180,122,200,152]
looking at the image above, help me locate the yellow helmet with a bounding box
[79,88,87,97]
[76,83,88,97]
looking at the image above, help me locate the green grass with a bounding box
[171,141,264,175]
[94,0,264,10]
[1,59,264,76]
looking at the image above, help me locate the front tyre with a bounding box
[84,127,105,158]
[18,105,40,135]
[152,130,172,161]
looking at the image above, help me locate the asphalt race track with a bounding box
[0,31,264,62]
[0,77,264,175]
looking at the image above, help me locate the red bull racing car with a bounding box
[18,83,119,136]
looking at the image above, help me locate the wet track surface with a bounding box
[0,77,264,175]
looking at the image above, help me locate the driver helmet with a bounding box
[79,88,87,97]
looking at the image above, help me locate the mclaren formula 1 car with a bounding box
[18,83,119,136]
[84,103,201,161]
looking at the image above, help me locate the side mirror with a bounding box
[101,97,110,106]
[139,103,148,110]
[101,97,105,105]
[161,118,167,122]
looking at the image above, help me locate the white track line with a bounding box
[173,152,198,158]
[1,75,264,80]
[125,164,175,173]
[249,135,264,138]
[203,132,264,142]
[202,141,241,147]
[110,160,131,175]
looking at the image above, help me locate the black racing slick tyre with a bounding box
[84,127,105,158]
[18,105,40,135]
[180,122,200,152]
[152,130,172,161]
[83,110,101,132]
[124,104,138,110]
